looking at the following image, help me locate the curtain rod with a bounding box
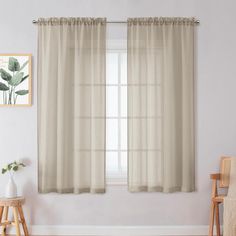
[32,20,200,24]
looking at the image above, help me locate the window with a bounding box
[106,50,127,184]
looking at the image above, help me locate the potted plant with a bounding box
[1,161,25,198]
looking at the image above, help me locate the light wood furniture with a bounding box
[0,197,29,236]
[209,156,232,236]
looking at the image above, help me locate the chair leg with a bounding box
[0,206,3,222]
[2,206,9,236]
[0,206,3,234]
[209,201,215,236]
[13,207,21,236]
[18,206,29,236]
[215,203,221,236]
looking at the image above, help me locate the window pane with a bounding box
[106,50,128,183]
[120,53,127,85]
[121,86,127,117]
[106,152,119,172]
[106,119,118,150]
[121,119,127,150]
[106,53,118,84]
[121,152,127,171]
[106,86,118,117]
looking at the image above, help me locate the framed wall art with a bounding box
[0,54,32,106]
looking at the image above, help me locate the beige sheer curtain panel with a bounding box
[224,158,236,235]
[128,17,195,193]
[38,17,106,193]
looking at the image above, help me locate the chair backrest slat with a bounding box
[220,156,232,188]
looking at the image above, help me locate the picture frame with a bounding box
[0,54,32,106]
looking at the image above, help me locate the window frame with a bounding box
[106,40,128,186]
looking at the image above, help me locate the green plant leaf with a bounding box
[2,161,26,174]
[15,89,28,95]
[0,82,9,91]
[0,69,12,81]
[9,72,24,86]
[19,60,29,71]
[7,164,12,171]
[8,57,20,72]
[20,75,29,84]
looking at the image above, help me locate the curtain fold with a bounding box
[38,17,106,193]
[128,17,195,193]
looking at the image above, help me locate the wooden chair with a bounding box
[0,197,29,236]
[209,156,232,236]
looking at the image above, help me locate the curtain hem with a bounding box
[38,187,105,194]
[128,186,195,193]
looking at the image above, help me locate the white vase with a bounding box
[5,175,17,198]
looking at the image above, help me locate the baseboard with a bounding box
[8,225,222,236]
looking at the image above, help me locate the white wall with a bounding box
[0,0,236,227]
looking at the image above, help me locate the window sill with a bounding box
[106,176,127,186]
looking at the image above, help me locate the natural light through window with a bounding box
[106,51,127,184]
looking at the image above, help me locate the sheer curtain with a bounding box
[38,17,106,193]
[128,17,195,193]
[224,158,236,235]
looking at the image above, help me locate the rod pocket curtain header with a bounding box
[128,17,196,25]
[37,17,106,25]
